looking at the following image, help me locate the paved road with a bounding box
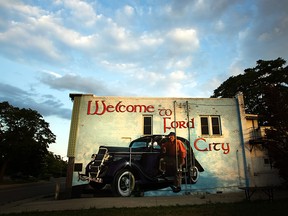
[0,178,65,205]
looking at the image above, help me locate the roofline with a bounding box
[69,93,93,101]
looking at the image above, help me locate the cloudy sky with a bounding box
[0,0,287,157]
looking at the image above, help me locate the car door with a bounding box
[130,137,161,177]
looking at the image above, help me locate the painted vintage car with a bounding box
[78,135,204,197]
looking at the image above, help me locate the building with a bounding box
[244,114,283,187]
[66,93,283,196]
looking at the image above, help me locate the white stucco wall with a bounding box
[67,94,251,194]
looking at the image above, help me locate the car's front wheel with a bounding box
[112,169,135,197]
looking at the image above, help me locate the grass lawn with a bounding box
[2,198,287,216]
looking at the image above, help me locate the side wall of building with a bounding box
[67,94,252,194]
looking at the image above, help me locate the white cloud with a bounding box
[40,73,113,95]
[40,69,62,78]
[1,0,288,158]
[169,70,186,80]
[166,56,193,70]
[167,28,199,47]
[0,82,71,119]
[236,0,288,61]
[139,33,163,47]
[123,5,134,16]
[0,21,65,63]
[0,1,287,98]
[166,28,199,54]
[258,32,270,42]
[214,19,225,32]
[0,0,45,19]
[130,70,196,97]
[58,0,101,26]
[100,60,137,72]
[0,1,200,76]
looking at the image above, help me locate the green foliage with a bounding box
[0,101,57,180]
[211,57,288,181]
[44,152,68,178]
[212,57,288,123]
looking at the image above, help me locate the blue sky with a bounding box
[0,0,287,158]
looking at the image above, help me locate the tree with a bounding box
[211,58,288,181]
[262,85,288,182]
[0,101,56,181]
[44,152,67,178]
[212,57,288,124]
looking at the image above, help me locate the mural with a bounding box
[78,133,204,196]
[68,95,246,196]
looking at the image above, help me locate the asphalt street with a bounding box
[0,178,66,205]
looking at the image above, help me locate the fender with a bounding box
[105,158,158,183]
[105,159,130,177]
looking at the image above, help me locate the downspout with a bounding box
[173,101,178,170]
[235,94,250,188]
[186,101,192,167]
[185,101,191,191]
[186,101,191,146]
